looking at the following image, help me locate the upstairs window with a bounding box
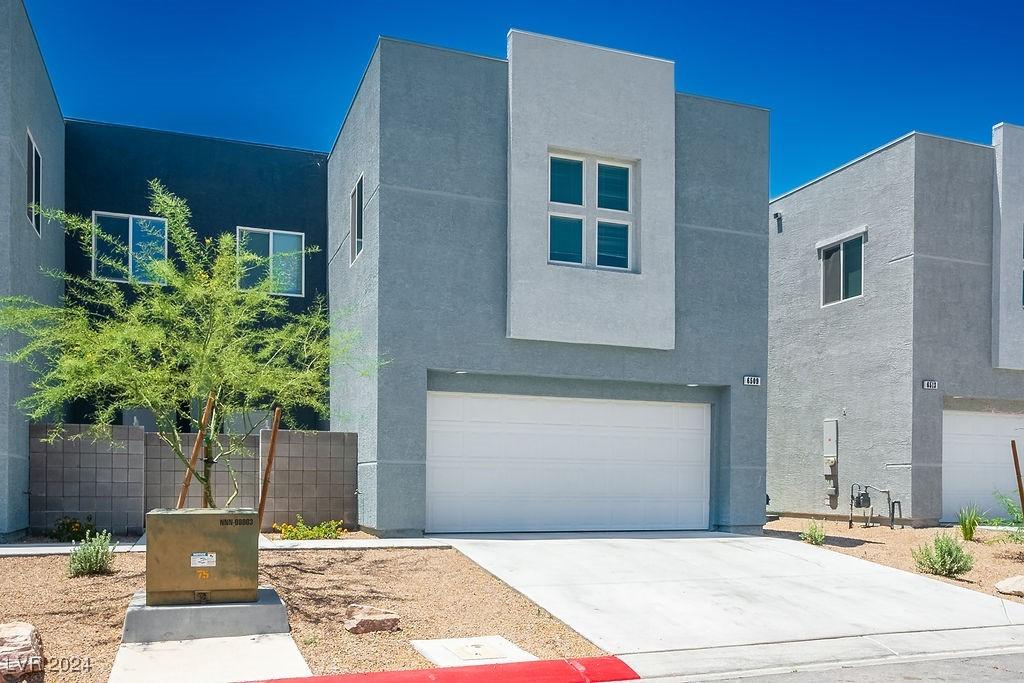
[350,177,363,263]
[597,163,629,212]
[550,156,584,206]
[93,212,168,284]
[821,235,863,306]
[238,227,305,297]
[26,131,41,235]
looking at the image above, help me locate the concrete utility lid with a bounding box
[410,636,538,667]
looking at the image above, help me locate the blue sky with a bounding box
[25,0,1024,196]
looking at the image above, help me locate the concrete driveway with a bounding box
[443,532,1024,678]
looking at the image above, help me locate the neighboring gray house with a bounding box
[0,0,64,540]
[329,31,770,535]
[768,123,1024,525]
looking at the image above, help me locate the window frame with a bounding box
[236,225,306,298]
[547,212,586,266]
[595,219,632,271]
[596,160,631,213]
[91,211,169,285]
[820,234,864,307]
[26,129,41,237]
[548,152,586,208]
[350,176,364,265]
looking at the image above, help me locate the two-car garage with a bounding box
[425,391,711,533]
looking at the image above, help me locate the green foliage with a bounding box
[912,533,975,578]
[67,530,116,577]
[49,514,95,542]
[957,505,981,541]
[272,515,346,540]
[992,492,1024,527]
[800,519,826,546]
[0,180,367,506]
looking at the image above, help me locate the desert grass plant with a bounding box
[272,515,346,540]
[67,530,117,577]
[912,532,974,578]
[957,504,981,541]
[800,519,826,546]
[0,180,372,507]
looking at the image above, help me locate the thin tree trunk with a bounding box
[202,437,214,507]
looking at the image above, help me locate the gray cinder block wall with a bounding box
[329,34,769,536]
[29,425,356,534]
[768,127,1024,525]
[0,0,65,540]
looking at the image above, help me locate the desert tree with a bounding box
[0,180,362,507]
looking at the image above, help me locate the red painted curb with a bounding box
[240,656,639,683]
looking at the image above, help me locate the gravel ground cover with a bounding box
[0,548,600,682]
[765,517,1024,602]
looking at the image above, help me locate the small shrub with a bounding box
[912,532,974,578]
[957,505,981,541]
[272,515,346,540]
[800,519,826,545]
[49,514,95,542]
[994,492,1024,527]
[67,530,116,577]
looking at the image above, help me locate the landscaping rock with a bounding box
[996,575,1024,597]
[0,622,44,678]
[343,604,399,634]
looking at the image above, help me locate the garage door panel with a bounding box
[426,391,711,532]
[942,410,1024,521]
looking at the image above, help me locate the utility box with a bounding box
[145,508,259,606]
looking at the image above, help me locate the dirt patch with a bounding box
[0,548,600,681]
[765,518,1024,602]
[262,548,602,674]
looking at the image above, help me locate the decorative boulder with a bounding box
[996,575,1024,597]
[343,604,400,634]
[0,622,44,678]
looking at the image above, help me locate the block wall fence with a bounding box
[28,424,357,535]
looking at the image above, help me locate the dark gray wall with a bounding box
[0,0,65,537]
[64,120,328,314]
[331,39,769,535]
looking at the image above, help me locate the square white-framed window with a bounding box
[350,176,364,264]
[820,234,863,307]
[26,130,41,236]
[597,161,630,212]
[548,213,585,265]
[237,226,305,297]
[92,211,168,285]
[596,220,631,270]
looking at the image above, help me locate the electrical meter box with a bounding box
[145,508,259,606]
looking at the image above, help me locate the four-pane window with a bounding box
[237,227,305,297]
[821,235,863,306]
[548,153,635,271]
[92,212,168,284]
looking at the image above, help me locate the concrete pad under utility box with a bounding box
[122,586,289,643]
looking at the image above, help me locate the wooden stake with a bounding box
[1012,439,1024,518]
[176,392,217,509]
[257,407,283,529]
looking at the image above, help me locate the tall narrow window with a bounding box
[821,234,863,305]
[93,212,168,284]
[351,177,363,263]
[26,132,41,235]
[237,227,305,296]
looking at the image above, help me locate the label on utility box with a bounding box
[190,552,217,568]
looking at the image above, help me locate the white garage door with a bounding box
[942,410,1024,521]
[426,391,711,533]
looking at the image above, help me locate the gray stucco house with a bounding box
[768,123,1024,525]
[329,31,770,535]
[2,2,770,539]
